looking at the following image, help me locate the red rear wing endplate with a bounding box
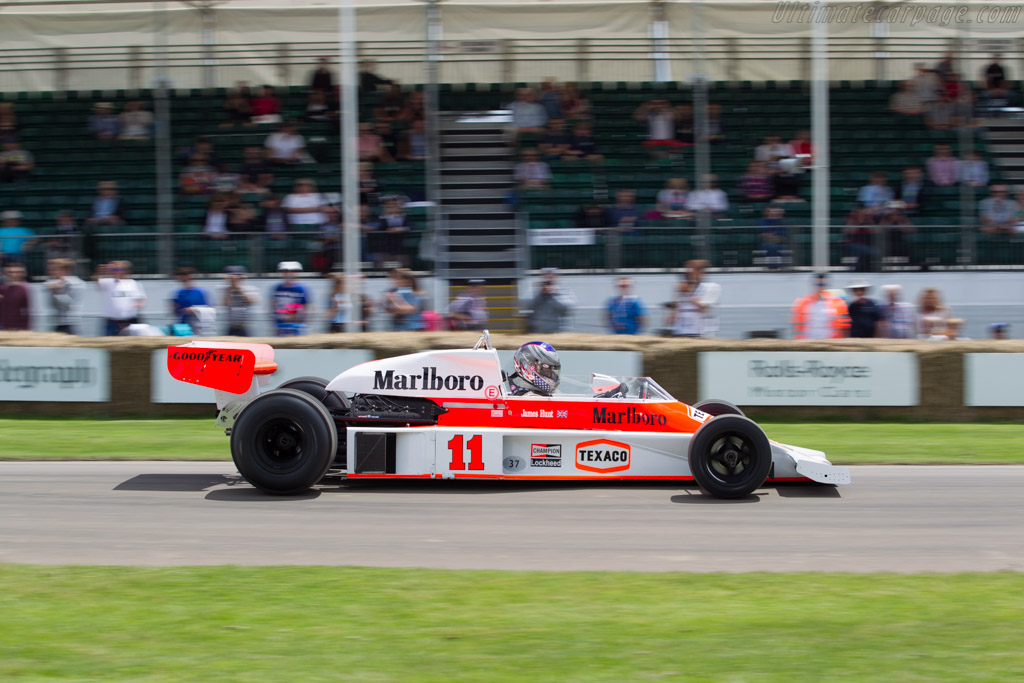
[167,345,272,394]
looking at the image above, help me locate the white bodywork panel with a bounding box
[327,349,506,400]
[344,425,850,485]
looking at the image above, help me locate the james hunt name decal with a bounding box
[575,439,631,473]
[530,444,562,468]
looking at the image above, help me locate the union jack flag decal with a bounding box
[556,410,568,418]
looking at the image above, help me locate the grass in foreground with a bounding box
[0,566,1021,682]
[2,418,1024,464]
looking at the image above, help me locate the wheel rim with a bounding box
[253,417,308,473]
[707,432,756,482]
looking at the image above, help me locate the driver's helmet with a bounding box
[513,341,561,395]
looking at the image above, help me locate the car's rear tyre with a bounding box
[693,399,745,417]
[230,389,338,495]
[688,415,772,499]
[277,376,349,411]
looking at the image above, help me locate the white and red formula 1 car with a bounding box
[167,333,850,499]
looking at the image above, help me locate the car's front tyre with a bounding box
[230,389,338,495]
[688,415,772,499]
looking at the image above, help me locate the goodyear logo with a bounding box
[169,349,244,363]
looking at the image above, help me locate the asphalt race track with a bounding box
[1,462,1022,572]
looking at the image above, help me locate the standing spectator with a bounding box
[384,269,424,331]
[221,266,259,336]
[926,144,960,187]
[889,80,926,117]
[845,279,881,338]
[449,279,488,331]
[221,86,252,128]
[282,179,327,231]
[686,175,729,219]
[842,207,878,273]
[44,258,84,334]
[655,178,692,219]
[667,278,703,337]
[684,259,720,337]
[509,88,548,141]
[357,122,393,163]
[960,151,990,188]
[358,60,394,96]
[878,284,916,339]
[270,261,311,336]
[989,322,1010,340]
[513,149,552,191]
[606,189,643,233]
[309,57,334,93]
[0,211,35,265]
[0,262,31,330]
[374,197,413,267]
[264,122,310,165]
[261,194,289,240]
[85,181,127,228]
[118,100,153,140]
[738,161,775,202]
[605,277,646,335]
[758,205,789,268]
[526,277,571,334]
[88,102,119,139]
[916,287,951,336]
[979,185,1019,234]
[0,139,34,184]
[633,99,680,156]
[911,63,941,106]
[791,272,850,339]
[170,267,212,332]
[984,54,1007,89]
[326,273,353,333]
[95,260,146,336]
[250,85,282,124]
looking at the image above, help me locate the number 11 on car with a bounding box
[447,434,484,471]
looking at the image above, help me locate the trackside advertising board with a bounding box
[0,347,110,402]
[964,354,1024,406]
[698,352,919,406]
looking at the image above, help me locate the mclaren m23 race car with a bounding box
[166,333,850,499]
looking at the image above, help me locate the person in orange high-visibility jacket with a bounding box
[791,272,850,339]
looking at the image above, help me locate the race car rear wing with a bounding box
[167,341,277,408]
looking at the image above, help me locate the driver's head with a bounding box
[513,341,561,395]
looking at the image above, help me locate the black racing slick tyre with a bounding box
[692,399,745,417]
[276,376,349,411]
[230,389,338,495]
[688,415,772,499]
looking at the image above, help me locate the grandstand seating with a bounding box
[0,80,1008,275]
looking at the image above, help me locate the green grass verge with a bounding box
[2,418,1024,464]
[0,566,1021,681]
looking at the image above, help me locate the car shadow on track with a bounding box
[114,473,243,492]
[204,487,322,502]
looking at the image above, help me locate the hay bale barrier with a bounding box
[2,331,1024,420]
